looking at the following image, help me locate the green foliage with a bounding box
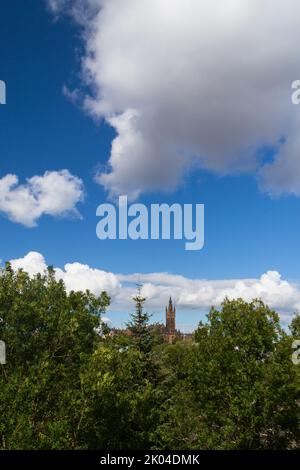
[154,299,300,449]
[0,264,110,449]
[290,313,300,337]
[126,286,154,354]
[79,344,156,449]
[0,269,299,450]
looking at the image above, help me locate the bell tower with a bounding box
[165,297,176,343]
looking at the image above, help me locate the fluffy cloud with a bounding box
[10,251,48,277]
[0,170,84,226]
[55,263,120,296]
[117,271,300,317]
[8,251,300,323]
[10,251,120,297]
[115,271,300,322]
[49,0,300,199]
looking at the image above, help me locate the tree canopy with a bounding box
[0,265,299,449]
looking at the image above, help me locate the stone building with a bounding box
[164,297,194,343]
[164,297,176,343]
[108,296,193,343]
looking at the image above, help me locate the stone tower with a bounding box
[165,297,176,343]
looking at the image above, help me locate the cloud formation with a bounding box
[118,271,300,318]
[49,0,300,199]
[10,251,121,297]
[0,170,84,226]
[8,251,300,324]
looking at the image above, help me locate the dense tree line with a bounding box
[0,264,299,449]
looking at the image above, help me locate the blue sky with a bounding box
[1,0,300,330]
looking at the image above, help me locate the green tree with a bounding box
[150,341,201,450]
[0,263,110,449]
[79,344,156,449]
[153,299,300,450]
[127,285,153,354]
[290,313,300,337]
[1,264,299,450]
[193,299,300,449]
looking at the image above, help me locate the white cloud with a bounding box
[55,262,120,296]
[10,251,121,297]
[116,271,300,319]
[9,251,300,323]
[9,251,47,277]
[0,170,84,226]
[49,0,300,199]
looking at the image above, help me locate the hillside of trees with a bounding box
[0,264,299,450]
